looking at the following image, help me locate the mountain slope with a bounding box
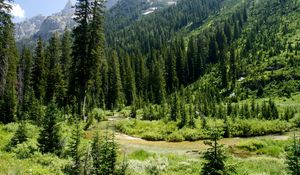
[14,0,75,44]
[14,0,176,43]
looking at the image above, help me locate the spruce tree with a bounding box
[69,0,91,116]
[69,122,83,175]
[123,54,136,106]
[10,121,28,147]
[178,102,187,129]
[196,37,207,78]
[91,131,102,175]
[108,51,124,109]
[92,129,117,175]
[38,102,62,155]
[166,49,179,92]
[18,47,33,112]
[201,129,235,175]
[187,38,197,83]
[218,49,228,89]
[152,56,166,104]
[134,54,148,98]
[0,0,18,123]
[170,93,179,121]
[61,28,72,84]
[208,36,218,63]
[229,47,236,89]
[286,134,300,175]
[87,0,106,109]
[175,38,188,85]
[45,33,64,104]
[32,37,46,102]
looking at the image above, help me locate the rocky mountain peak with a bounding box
[60,0,74,16]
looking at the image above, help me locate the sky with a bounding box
[9,0,75,22]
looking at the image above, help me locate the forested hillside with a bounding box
[0,0,300,174]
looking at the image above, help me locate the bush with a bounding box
[31,152,71,174]
[180,128,208,141]
[166,132,184,142]
[145,157,169,175]
[141,132,164,141]
[89,108,106,122]
[12,139,38,159]
[2,123,18,132]
[291,114,300,127]
[231,119,292,137]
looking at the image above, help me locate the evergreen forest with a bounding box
[0,0,300,174]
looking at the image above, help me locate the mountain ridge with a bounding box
[14,0,177,43]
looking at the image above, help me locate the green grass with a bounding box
[125,149,288,175]
[233,156,287,175]
[236,139,290,157]
[128,150,155,161]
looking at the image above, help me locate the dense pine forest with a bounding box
[0,0,300,174]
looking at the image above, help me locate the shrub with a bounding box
[89,108,106,122]
[2,123,18,132]
[291,114,300,127]
[12,139,38,159]
[145,157,169,175]
[31,152,71,174]
[231,119,292,137]
[141,132,164,141]
[166,132,184,142]
[180,128,208,141]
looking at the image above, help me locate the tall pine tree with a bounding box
[87,0,107,109]
[69,0,91,116]
[32,37,46,102]
[0,0,19,123]
[107,51,124,109]
[17,46,32,113]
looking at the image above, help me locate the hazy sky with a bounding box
[10,0,75,22]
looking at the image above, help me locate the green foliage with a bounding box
[18,46,33,113]
[141,132,165,141]
[201,129,236,175]
[9,122,28,148]
[90,108,106,122]
[180,128,208,141]
[129,150,154,161]
[45,33,65,104]
[291,114,300,127]
[145,157,169,175]
[117,117,292,142]
[286,134,300,175]
[237,139,287,157]
[32,37,46,102]
[166,132,184,142]
[107,51,124,109]
[12,138,38,159]
[68,122,83,175]
[0,0,18,124]
[230,119,292,137]
[37,103,62,155]
[91,130,117,175]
